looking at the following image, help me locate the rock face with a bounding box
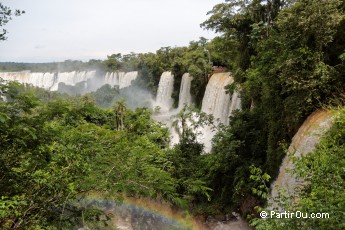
[269,110,334,209]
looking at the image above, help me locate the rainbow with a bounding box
[77,193,205,230]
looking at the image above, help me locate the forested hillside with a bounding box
[1,0,345,229]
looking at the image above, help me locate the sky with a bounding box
[0,0,222,63]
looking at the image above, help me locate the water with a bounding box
[104,72,119,86]
[269,110,334,210]
[0,71,56,90]
[201,73,234,124]
[0,70,138,92]
[200,72,240,152]
[1,70,241,153]
[119,71,138,89]
[178,73,193,109]
[155,71,174,112]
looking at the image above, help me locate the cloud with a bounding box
[0,0,221,62]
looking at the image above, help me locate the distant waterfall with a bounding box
[269,110,334,210]
[155,71,174,112]
[119,71,138,89]
[0,71,56,90]
[51,71,96,91]
[0,70,138,92]
[178,73,193,109]
[104,72,119,86]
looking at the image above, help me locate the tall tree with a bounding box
[0,3,24,41]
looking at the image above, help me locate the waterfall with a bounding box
[269,110,334,209]
[104,72,119,86]
[55,71,97,90]
[201,72,234,124]
[155,71,174,112]
[119,71,138,89]
[229,90,241,121]
[152,71,241,152]
[0,71,56,90]
[0,70,138,92]
[27,72,56,90]
[178,73,193,109]
[198,72,241,152]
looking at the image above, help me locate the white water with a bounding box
[51,71,95,91]
[152,71,241,152]
[200,72,241,152]
[269,110,334,210]
[0,71,57,90]
[153,72,194,146]
[155,71,174,112]
[229,90,241,118]
[201,73,235,124]
[0,70,138,92]
[1,70,241,153]
[178,73,193,109]
[152,71,242,152]
[104,72,119,86]
[119,71,138,89]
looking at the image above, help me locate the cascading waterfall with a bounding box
[151,71,241,152]
[52,71,86,91]
[269,110,334,210]
[155,71,174,112]
[153,72,191,146]
[178,73,193,109]
[0,71,57,90]
[104,72,119,86]
[229,90,241,116]
[1,69,242,153]
[28,72,56,90]
[201,72,234,124]
[0,70,138,92]
[199,72,240,152]
[152,71,241,152]
[119,71,138,89]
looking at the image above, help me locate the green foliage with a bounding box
[168,106,214,207]
[0,59,105,72]
[134,40,212,108]
[200,0,345,218]
[87,84,120,108]
[103,53,123,71]
[244,0,345,174]
[201,0,285,79]
[249,165,270,200]
[1,0,345,227]
[0,82,211,228]
[172,105,214,147]
[252,108,345,229]
[0,3,24,41]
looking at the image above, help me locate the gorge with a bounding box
[1,0,344,229]
[0,70,241,152]
[0,68,341,229]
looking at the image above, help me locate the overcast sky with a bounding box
[0,0,222,63]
